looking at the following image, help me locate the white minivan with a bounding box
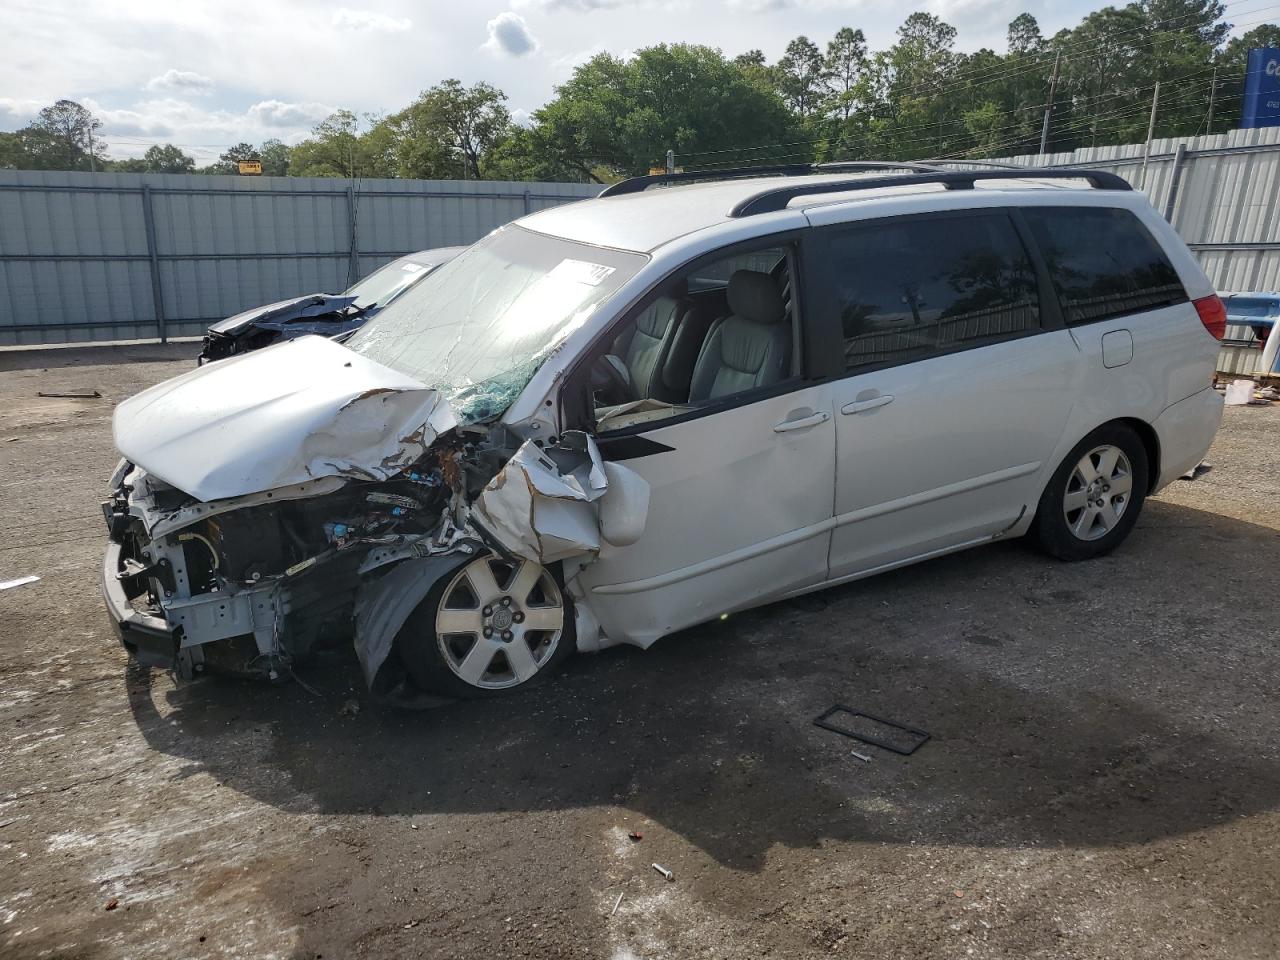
[103,164,1226,699]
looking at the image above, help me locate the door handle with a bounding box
[773,411,830,433]
[841,394,895,415]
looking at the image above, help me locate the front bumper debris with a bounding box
[102,539,179,672]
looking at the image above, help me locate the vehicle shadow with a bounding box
[126,498,1280,873]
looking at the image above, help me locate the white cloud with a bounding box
[515,0,622,9]
[0,97,44,126]
[331,8,413,32]
[511,106,533,126]
[145,69,215,95]
[483,12,540,57]
[550,43,633,77]
[68,97,339,162]
[247,99,336,128]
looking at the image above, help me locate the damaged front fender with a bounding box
[352,551,477,688]
[470,431,645,565]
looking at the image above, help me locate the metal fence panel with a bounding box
[0,171,598,346]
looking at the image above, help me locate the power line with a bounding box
[676,4,1280,164]
[685,67,1228,171]
[677,27,1277,172]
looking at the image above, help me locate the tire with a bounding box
[396,554,575,698]
[1031,422,1150,562]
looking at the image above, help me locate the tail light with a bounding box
[1193,294,1227,340]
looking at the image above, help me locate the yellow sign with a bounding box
[237,160,262,176]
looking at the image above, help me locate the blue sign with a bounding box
[1242,48,1280,128]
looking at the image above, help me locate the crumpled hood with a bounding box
[114,335,456,502]
[207,294,358,336]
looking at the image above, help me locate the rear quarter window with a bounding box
[1021,207,1187,326]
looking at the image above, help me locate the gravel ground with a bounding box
[1,344,1277,960]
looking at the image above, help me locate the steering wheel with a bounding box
[590,354,633,407]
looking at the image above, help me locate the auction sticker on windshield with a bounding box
[547,259,617,286]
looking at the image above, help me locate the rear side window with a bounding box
[1021,207,1187,326]
[825,213,1041,371]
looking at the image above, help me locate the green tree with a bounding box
[0,131,25,168]
[863,13,961,159]
[382,80,511,179]
[824,27,869,122]
[258,139,290,176]
[18,99,105,170]
[289,112,393,178]
[142,144,195,173]
[1007,13,1044,55]
[775,36,828,118]
[198,142,260,175]
[530,43,803,180]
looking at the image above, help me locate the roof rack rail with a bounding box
[917,158,1028,170]
[599,164,811,197]
[598,160,947,198]
[729,167,1131,217]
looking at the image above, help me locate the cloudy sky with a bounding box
[0,0,1244,162]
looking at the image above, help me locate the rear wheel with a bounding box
[1032,423,1149,561]
[397,554,574,698]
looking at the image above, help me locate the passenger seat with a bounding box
[688,270,790,402]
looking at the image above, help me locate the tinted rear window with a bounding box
[826,213,1041,371]
[1021,207,1187,326]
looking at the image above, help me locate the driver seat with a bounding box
[611,279,702,402]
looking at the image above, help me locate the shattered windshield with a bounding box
[347,225,646,423]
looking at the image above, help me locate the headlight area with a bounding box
[102,447,472,682]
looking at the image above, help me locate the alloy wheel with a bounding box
[434,556,565,690]
[1062,443,1133,542]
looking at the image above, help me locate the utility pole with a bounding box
[665,149,675,174]
[1141,81,1161,189]
[1039,50,1062,156]
[87,126,96,173]
[1206,66,1219,135]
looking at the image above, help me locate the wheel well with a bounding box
[1115,417,1161,492]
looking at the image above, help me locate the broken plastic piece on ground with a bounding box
[1180,462,1213,480]
[1224,379,1256,405]
[628,831,643,842]
[0,575,39,591]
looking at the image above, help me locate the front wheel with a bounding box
[397,554,575,698]
[1031,423,1149,561]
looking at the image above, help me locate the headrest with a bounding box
[665,276,689,300]
[727,270,785,325]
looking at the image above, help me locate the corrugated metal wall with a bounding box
[6,135,1280,347]
[0,171,599,346]
[986,126,1280,292]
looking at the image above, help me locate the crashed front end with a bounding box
[101,454,481,686]
[100,334,631,694]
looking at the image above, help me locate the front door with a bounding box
[568,237,837,647]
